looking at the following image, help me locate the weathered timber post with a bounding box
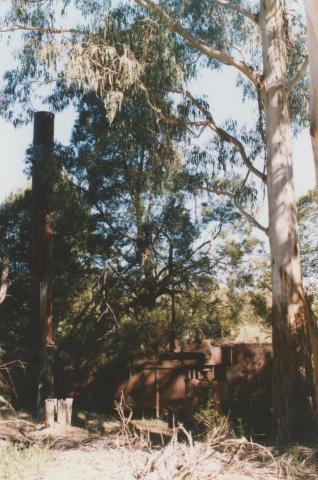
[44,398,57,427]
[56,398,73,428]
[30,111,56,418]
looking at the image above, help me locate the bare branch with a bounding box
[140,83,209,131]
[211,188,268,235]
[185,90,267,183]
[288,56,309,94]
[96,203,137,243]
[142,85,267,183]
[134,0,261,87]
[213,0,259,25]
[60,168,137,242]
[0,23,142,39]
[0,23,83,35]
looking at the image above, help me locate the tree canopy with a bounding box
[0,0,317,442]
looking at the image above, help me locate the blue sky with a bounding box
[0,30,315,207]
[0,30,75,199]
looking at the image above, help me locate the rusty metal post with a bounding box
[155,368,160,418]
[170,292,177,352]
[30,111,56,417]
[168,242,178,352]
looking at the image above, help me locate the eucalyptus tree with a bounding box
[130,0,317,442]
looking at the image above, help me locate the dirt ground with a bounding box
[39,439,259,480]
[0,434,270,480]
[44,440,140,480]
[0,414,318,480]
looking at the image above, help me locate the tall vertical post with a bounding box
[168,242,178,352]
[30,111,55,417]
[155,368,160,418]
[170,293,177,351]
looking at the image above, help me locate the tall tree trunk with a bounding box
[260,0,318,443]
[304,0,318,194]
[0,256,9,305]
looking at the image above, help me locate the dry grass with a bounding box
[130,428,318,480]
[1,431,317,480]
[0,442,51,480]
[0,408,317,480]
[0,361,22,415]
[112,394,318,480]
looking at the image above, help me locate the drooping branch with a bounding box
[134,0,261,87]
[0,22,144,41]
[142,84,266,183]
[140,83,209,134]
[209,188,269,235]
[213,0,259,25]
[185,90,267,182]
[95,203,137,243]
[0,23,83,35]
[0,256,9,305]
[288,55,309,94]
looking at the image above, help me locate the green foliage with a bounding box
[0,0,311,220]
[1,2,188,126]
[193,396,226,437]
[297,189,318,306]
[0,181,270,381]
[0,191,32,356]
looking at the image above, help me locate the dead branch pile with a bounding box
[114,394,318,479]
[130,429,318,480]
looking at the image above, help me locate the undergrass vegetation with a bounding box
[0,443,51,480]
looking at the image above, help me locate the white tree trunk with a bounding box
[260,0,318,442]
[0,256,9,305]
[304,0,318,193]
[133,0,318,442]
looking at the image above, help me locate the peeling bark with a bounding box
[260,0,318,442]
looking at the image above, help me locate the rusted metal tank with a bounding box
[115,341,273,433]
[115,353,208,415]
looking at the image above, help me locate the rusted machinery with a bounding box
[115,341,273,433]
